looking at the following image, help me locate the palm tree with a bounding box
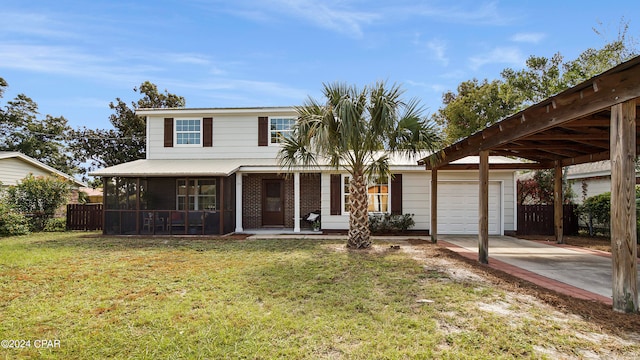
[278,82,441,249]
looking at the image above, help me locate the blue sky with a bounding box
[1,0,638,129]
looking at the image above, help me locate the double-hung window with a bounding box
[175,119,201,146]
[342,175,390,214]
[177,179,217,210]
[270,118,296,144]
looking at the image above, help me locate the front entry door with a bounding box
[262,179,284,226]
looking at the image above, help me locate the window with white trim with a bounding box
[177,179,217,210]
[175,119,201,146]
[270,118,296,144]
[342,175,390,214]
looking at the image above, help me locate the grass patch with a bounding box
[0,232,638,359]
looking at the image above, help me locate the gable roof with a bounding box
[0,151,86,187]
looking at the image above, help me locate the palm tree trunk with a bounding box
[347,171,371,249]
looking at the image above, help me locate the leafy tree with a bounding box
[5,174,73,231]
[436,21,637,143]
[71,81,186,177]
[278,82,441,249]
[503,21,637,107]
[517,169,575,205]
[431,79,519,144]
[0,78,78,174]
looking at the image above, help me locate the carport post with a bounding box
[430,169,438,243]
[479,150,489,264]
[610,100,638,313]
[554,161,564,244]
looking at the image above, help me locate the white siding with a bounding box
[0,158,53,186]
[570,178,611,203]
[320,173,349,230]
[318,170,516,233]
[146,110,297,160]
[401,172,430,230]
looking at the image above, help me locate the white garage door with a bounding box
[437,181,501,235]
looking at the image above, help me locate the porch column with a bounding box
[294,172,301,232]
[479,150,489,264]
[554,161,564,244]
[610,100,638,313]
[430,169,438,243]
[235,173,243,233]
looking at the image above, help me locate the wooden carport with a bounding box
[419,56,640,313]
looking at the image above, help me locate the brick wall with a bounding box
[242,173,321,230]
[300,173,321,229]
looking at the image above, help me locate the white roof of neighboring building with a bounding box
[90,154,522,177]
[565,160,613,179]
[0,151,86,187]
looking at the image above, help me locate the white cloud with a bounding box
[469,47,524,70]
[0,11,80,39]
[210,0,379,38]
[510,32,546,44]
[394,1,514,26]
[426,39,449,66]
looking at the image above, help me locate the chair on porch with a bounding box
[143,212,165,232]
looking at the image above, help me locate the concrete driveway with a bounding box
[437,235,640,304]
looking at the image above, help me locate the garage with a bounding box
[437,181,501,235]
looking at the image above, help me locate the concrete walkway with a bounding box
[439,235,639,305]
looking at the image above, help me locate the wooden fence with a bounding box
[67,204,103,231]
[517,204,578,236]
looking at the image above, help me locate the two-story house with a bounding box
[91,107,520,236]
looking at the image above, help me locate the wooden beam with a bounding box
[430,169,437,243]
[610,100,638,313]
[560,150,611,167]
[219,176,225,234]
[479,150,489,264]
[422,60,640,168]
[527,133,609,141]
[435,162,549,170]
[554,162,564,244]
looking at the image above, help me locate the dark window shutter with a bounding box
[258,116,269,146]
[203,117,213,147]
[164,118,174,147]
[330,174,341,215]
[391,174,402,215]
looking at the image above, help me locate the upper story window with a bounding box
[342,175,390,214]
[270,118,296,144]
[175,119,201,146]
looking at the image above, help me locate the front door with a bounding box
[262,179,284,226]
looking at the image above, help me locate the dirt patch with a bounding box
[403,239,640,335]
[518,234,639,257]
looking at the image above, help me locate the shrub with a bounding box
[369,213,415,233]
[44,217,67,232]
[578,186,640,243]
[5,174,72,231]
[0,202,30,237]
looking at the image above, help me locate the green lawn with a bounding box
[0,232,637,359]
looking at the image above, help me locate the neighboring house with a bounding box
[566,160,640,203]
[91,107,519,236]
[0,151,85,188]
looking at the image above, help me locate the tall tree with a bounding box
[278,82,441,249]
[503,21,637,106]
[436,22,637,143]
[0,78,78,174]
[71,81,185,177]
[431,79,519,144]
